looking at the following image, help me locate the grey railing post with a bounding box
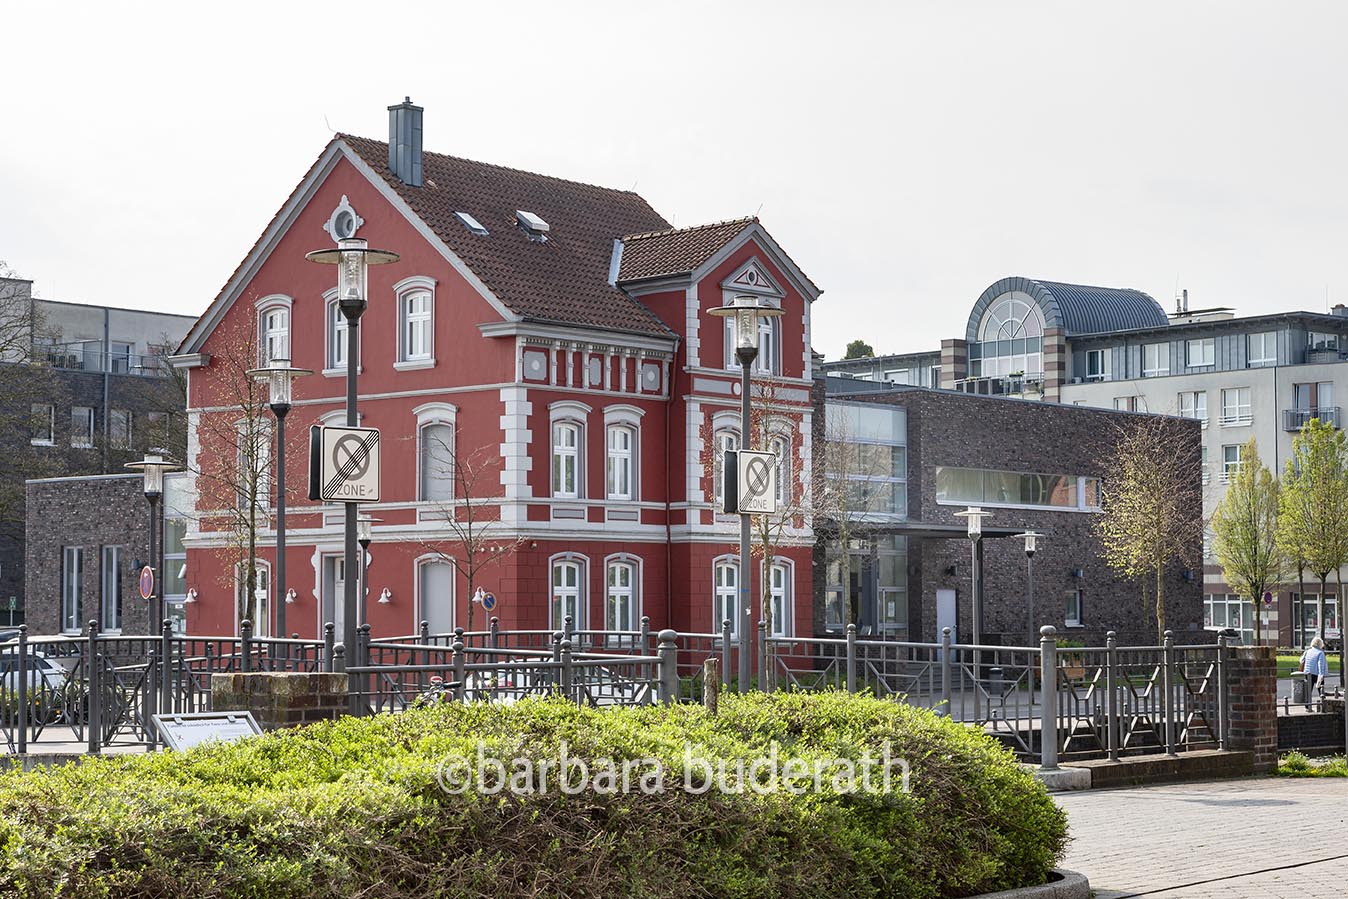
[940,627,953,717]
[1216,634,1228,750]
[1105,631,1119,761]
[160,618,174,718]
[358,624,372,670]
[758,619,769,693]
[87,619,101,755]
[489,617,500,650]
[453,626,465,653]
[656,629,679,704]
[332,642,346,673]
[240,619,253,673]
[846,623,858,693]
[16,625,28,755]
[720,619,732,688]
[419,619,430,644]
[1162,630,1177,756]
[639,615,650,651]
[1038,625,1059,771]
[560,638,574,702]
[451,638,466,702]
[563,615,574,642]
[323,622,335,673]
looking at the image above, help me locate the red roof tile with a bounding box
[617,218,756,283]
[341,135,676,337]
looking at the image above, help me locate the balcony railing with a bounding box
[36,344,168,377]
[955,372,1044,397]
[1283,407,1340,431]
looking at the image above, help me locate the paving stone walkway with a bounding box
[1055,777,1348,897]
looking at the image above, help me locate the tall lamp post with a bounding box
[1014,531,1043,645]
[708,294,783,692]
[356,515,380,632]
[954,506,991,665]
[125,452,180,631]
[306,237,399,677]
[246,356,311,644]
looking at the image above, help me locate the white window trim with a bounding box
[323,288,363,378]
[1185,338,1215,368]
[1065,590,1084,628]
[710,410,742,512]
[414,553,455,633]
[1084,348,1110,382]
[1142,343,1169,378]
[394,275,438,369]
[414,402,458,504]
[603,406,644,503]
[763,557,794,637]
[549,552,588,630]
[712,554,741,639]
[603,553,643,632]
[71,406,95,449]
[255,294,294,366]
[1219,388,1253,427]
[550,401,591,500]
[31,403,55,446]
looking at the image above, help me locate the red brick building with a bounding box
[174,100,819,643]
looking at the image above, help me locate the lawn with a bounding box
[1276,652,1343,678]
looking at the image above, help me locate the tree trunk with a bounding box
[1320,574,1330,641]
[1296,566,1306,648]
[1155,564,1166,643]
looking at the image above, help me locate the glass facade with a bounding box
[969,292,1045,379]
[935,466,1102,511]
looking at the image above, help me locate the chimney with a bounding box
[1333,304,1348,318]
[387,97,423,187]
[1181,289,1189,313]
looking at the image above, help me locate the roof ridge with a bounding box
[622,216,757,243]
[336,133,651,200]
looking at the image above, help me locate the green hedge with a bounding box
[0,692,1066,899]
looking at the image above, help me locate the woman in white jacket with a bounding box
[1300,637,1329,710]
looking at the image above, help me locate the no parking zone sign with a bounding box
[309,425,381,503]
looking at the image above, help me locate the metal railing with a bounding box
[1283,407,1341,431]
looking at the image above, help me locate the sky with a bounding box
[3,1,1347,361]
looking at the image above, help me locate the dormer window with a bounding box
[455,211,489,236]
[516,210,550,241]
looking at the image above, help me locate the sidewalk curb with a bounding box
[969,868,1090,898]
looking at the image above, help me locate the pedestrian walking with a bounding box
[1300,637,1329,710]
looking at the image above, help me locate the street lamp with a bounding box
[125,451,179,631]
[954,506,991,650]
[246,356,311,645]
[708,294,784,692]
[356,515,380,631]
[1014,531,1043,646]
[306,237,398,682]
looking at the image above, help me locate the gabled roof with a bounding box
[617,218,757,283]
[966,276,1168,341]
[341,135,675,337]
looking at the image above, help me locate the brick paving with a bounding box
[1056,777,1348,897]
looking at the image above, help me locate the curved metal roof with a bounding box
[965,276,1169,341]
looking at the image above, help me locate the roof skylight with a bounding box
[515,209,550,237]
[454,211,489,236]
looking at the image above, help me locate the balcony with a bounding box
[1283,407,1340,431]
[955,372,1044,397]
[37,343,168,377]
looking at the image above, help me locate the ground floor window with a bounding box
[62,546,83,633]
[1291,592,1340,647]
[822,536,907,634]
[1203,594,1254,645]
[714,559,739,638]
[605,559,638,632]
[551,557,585,630]
[767,561,791,637]
[100,546,122,632]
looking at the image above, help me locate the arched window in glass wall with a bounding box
[970,292,1045,379]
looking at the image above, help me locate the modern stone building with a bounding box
[815,375,1205,647]
[822,276,1348,647]
[0,275,194,620]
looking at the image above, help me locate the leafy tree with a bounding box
[1094,415,1204,641]
[1278,418,1348,641]
[843,340,874,360]
[1211,439,1283,646]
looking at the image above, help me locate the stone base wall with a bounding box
[1277,711,1346,753]
[211,672,348,731]
[1225,646,1278,772]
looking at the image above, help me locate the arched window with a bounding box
[605,557,639,631]
[713,557,739,638]
[553,421,581,498]
[606,424,635,501]
[419,422,454,502]
[394,276,437,368]
[551,555,586,629]
[416,557,455,634]
[724,311,783,375]
[712,428,740,510]
[257,301,291,366]
[326,292,348,371]
[972,292,1045,379]
[767,560,792,637]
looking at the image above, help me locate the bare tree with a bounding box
[1094,416,1204,641]
[412,431,525,633]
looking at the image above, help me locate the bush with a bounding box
[0,692,1067,899]
[1277,751,1348,777]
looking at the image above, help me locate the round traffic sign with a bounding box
[745,455,773,498]
[139,566,155,601]
[332,433,373,480]
[482,592,497,612]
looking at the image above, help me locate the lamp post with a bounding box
[954,506,991,658]
[1014,531,1043,645]
[246,357,311,645]
[708,294,783,692]
[306,238,399,678]
[125,452,179,631]
[356,515,380,632]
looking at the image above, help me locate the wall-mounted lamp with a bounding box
[378,587,392,604]
[284,588,298,604]
[185,588,198,604]
[1181,569,1196,583]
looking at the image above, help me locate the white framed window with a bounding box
[1065,590,1083,627]
[1185,338,1215,368]
[71,406,94,448]
[110,410,132,450]
[552,421,581,499]
[1084,349,1110,381]
[30,404,54,445]
[1113,397,1136,412]
[770,434,791,507]
[713,557,739,638]
[767,560,791,637]
[62,546,83,634]
[101,546,122,632]
[551,555,586,630]
[1142,343,1169,377]
[1220,387,1252,426]
[1222,444,1244,483]
[884,368,910,384]
[712,428,740,510]
[394,277,437,369]
[259,304,290,365]
[1248,331,1277,367]
[419,422,454,502]
[1178,390,1208,425]
[416,557,455,634]
[1308,332,1339,353]
[605,557,640,632]
[326,294,349,372]
[725,311,782,375]
[606,424,634,501]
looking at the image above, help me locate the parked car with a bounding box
[0,652,68,692]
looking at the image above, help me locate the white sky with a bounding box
[3,1,1347,360]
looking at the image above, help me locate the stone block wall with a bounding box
[211,672,349,731]
[1225,645,1278,772]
